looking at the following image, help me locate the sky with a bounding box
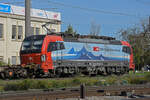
[1,0,150,38]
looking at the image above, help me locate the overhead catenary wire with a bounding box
[135,0,150,5]
[46,0,141,18]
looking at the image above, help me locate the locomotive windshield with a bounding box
[21,40,31,50]
[21,39,43,50]
[21,35,45,54]
[32,40,43,50]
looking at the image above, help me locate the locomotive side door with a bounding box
[47,41,65,68]
[46,42,55,69]
[55,42,65,65]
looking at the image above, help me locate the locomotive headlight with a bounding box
[41,55,46,62]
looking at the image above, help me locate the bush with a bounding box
[4,79,50,91]
[0,86,4,91]
[18,79,32,90]
[36,81,49,89]
[60,80,72,87]
[128,76,148,84]
[105,75,118,85]
[144,73,150,82]
[72,78,81,86]
[4,83,19,91]
[0,61,7,66]
[51,81,60,88]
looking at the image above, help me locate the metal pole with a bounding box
[80,84,85,99]
[149,16,150,32]
[25,0,31,37]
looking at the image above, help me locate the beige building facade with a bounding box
[0,4,61,65]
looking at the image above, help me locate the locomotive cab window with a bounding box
[47,42,65,52]
[122,46,131,54]
[32,39,43,50]
[21,40,32,50]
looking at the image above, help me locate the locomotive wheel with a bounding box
[26,68,36,78]
[28,72,36,78]
[106,67,112,75]
[48,73,55,78]
[20,69,28,78]
[29,74,36,79]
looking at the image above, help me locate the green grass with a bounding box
[129,71,150,76]
[0,71,150,91]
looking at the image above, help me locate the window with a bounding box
[122,46,131,54]
[21,39,43,52]
[12,25,16,39]
[31,27,34,36]
[0,56,3,62]
[21,40,32,50]
[0,24,3,38]
[11,56,20,65]
[18,26,23,39]
[47,42,65,52]
[12,56,16,65]
[12,25,23,40]
[32,39,43,50]
[36,27,40,35]
[21,35,45,54]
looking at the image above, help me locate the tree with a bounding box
[64,24,77,35]
[118,20,150,70]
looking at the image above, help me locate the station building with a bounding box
[0,4,61,65]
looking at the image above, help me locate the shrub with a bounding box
[128,76,148,84]
[105,76,117,85]
[18,79,33,90]
[60,80,72,87]
[37,81,48,89]
[144,73,150,82]
[4,83,19,91]
[0,61,7,66]
[0,86,4,91]
[72,78,81,86]
[51,80,61,88]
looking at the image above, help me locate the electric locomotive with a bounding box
[20,33,134,77]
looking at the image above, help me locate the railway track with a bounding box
[0,84,150,100]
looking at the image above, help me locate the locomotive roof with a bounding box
[24,34,122,45]
[56,33,122,45]
[23,35,46,41]
[63,37,122,45]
